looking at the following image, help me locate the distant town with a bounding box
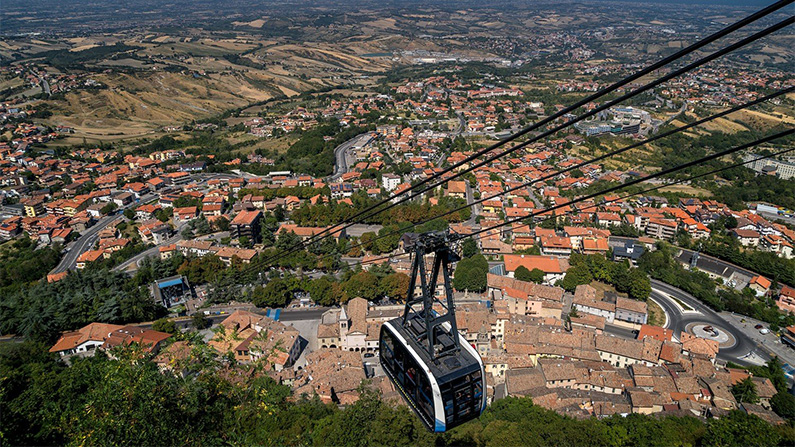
[1,0,794,445]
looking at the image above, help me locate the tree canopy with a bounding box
[453,254,488,292]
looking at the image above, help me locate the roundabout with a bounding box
[686,322,736,348]
[649,279,765,365]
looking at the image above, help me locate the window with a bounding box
[380,327,396,370]
[380,327,434,425]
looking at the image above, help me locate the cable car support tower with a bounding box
[401,231,462,364]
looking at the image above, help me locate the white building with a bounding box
[382,174,401,192]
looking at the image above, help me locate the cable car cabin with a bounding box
[380,316,486,433]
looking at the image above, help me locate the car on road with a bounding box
[755,324,764,329]
[760,328,771,335]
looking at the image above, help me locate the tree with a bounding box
[380,272,410,301]
[528,268,546,284]
[193,217,211,235]
[123,208,136,220]
[276,230,301,252]
[515,266,544,283]
[559,265,593,292]
[214,216,230,232]
[731,377,759,404]
[343,271,379,301]
[453,254,488,292]
[154,207,173,223]
[359,232,376,252]
[152,318,178,334]
[462,238,479,258]
[191,312,211,330]
[306,276,341,306]
[251,279,293,308]
[626,268,651,300]
[100,202,118,215]
[514,265,531,282]
[703,410,780,447]
[770,391,795,420]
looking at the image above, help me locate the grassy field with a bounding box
[235,135,298,155]
[658,184,713,197]
[41,71,274,138]
[647,298,666,327]
[589,280,627,298]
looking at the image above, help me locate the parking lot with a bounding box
[721,311,795,368]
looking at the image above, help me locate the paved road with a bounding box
[134,306,330,331]
[526,188,543,208]
[50,194,157,274]
[113,220,193,273]
[650,280,767,365]
[464,182,479,226]
[329,133,370,181]
[721,311,795,367]
[346,223,384,238]
[604,324,637,340]
[454,112,466,136]
[50,214,117,274]
[40,77,51,96]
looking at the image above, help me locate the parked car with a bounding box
[760,328,771,335]
[755,324,764,330]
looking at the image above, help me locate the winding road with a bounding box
[329,133,372,181]
[50,214,118,274]
[649,279,767,365]
[50,193,157,275]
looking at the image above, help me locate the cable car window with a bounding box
[442,386,454,420]
[417,370,434,420]
[380,331,395,368]
[455,385,473,419]
[473,372,483,402]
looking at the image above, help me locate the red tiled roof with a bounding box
[504,255,569,274]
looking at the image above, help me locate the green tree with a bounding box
[276,230,301,252]
[100,202,118,215]
[380,272,410,301]
[191,312,211,330]
[771,391,795,420]
[559,265,593,292]
[154,207,173,223]
[152,318,178,334]
[214,216,230,232]
[251,279,293,308]
[360,232,376,252]
[343,271,379,301]
[731,377,759,404]
[462,238,479,258]
[515,266,544,284]
[306,276,340,306]
[626,268,651,300]
[453,254,488,292]
[528,268,546,284]
[123,208,136,220]
[703,411,780,447]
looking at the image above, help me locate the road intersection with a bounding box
[649,279,769,366]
